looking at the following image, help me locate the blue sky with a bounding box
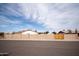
[0,3,79,32]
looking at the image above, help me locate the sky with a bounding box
[0,3,79,32]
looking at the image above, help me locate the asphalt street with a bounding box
[0,40,79,56]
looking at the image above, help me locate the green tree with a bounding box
[52,32,56,34]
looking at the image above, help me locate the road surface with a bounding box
[0,40,79,56]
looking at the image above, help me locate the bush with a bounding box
[0,32,4,38]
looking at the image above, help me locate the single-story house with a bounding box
[21,30,38,35]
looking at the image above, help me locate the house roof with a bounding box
[21,30,38,35]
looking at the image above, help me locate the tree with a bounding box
[67,29,72,34]
[75,29,77,34]
[52,32,56,34]
[45,31,49,34]
[58,31,64,34]
[12,32,15,34]
[0,32,4,38]
[78,33,79,37]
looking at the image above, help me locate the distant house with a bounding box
[21,30,38,35]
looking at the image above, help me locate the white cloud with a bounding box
[17,4,79,31]
[3,4,23,17]
[0,15,22,25]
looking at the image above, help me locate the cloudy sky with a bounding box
[0,3,79,32]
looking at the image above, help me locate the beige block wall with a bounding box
[29,34,54,40]
[2,33,79,40]
[21,34,54,40]
[4,34,54,40]
[64,34,78,40]
[0,36,4,40]
[4,34,22,40]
